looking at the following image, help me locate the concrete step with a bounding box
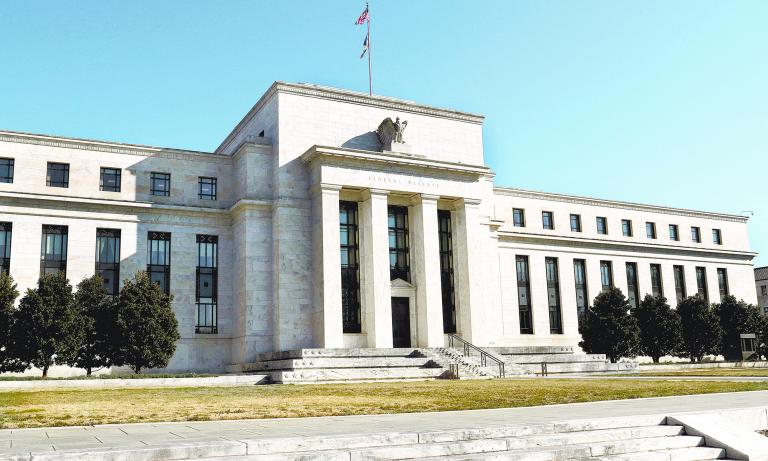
[241,357,438,372]
[491,346,577,355]
[519,361,638,374]
[594,446,728,460]
[500,353,609,364]
[270,366,447,383]
[256,348,423,361]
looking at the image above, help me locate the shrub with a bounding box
[0,272,24,373]
[579,287,640,362]
[677,296,721,363]
[633,295,682,363]
[714,295,764,361]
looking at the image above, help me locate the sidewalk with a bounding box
[1,391,767,459]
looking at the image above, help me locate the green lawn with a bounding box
[630,368,768,377]
[1,379,767,429]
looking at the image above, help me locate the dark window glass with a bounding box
[717,268,729,301]
[622,219,633,237]
[626,262,639,308]
[198,177,217,200]
[712,229,722,245]
[674,265,686,304]
[100,168,121,192]
[0,223,11,274]
[438,210,456,334]
[516,255,533,334]
[650,264,663,298]
[545,257,562,334]
[340,201,361,333]
[196,235,218,334]
[542,211,554,230]
[600,261,613,291]
[696,266,708,302]
[646,222,657,239]
[596,217,608,235]
[573,259,588,328]
[147,231,171,294]
[41,225,67,276]
[513,208,525,227]
[150,172,171,196]
[96,229,120,296]
[669,224,679,241]
[388,206,410,282]
[46,163,69,188]
[570,214,582,232]
[0,158,14,183]
[691,226,701,243]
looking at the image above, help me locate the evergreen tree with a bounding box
[632,295,682,363]
[0,272,24,373]
[714,295,764,361]
[116,271,179,374]
[579,287,640,362]
[11,273,80,377]
[67,275,121,376]
[677,295,721,363]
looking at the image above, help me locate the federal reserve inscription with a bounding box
[367,174,440,189]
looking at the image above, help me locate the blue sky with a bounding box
[1,1,766,266]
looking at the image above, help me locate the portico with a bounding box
[302,145,492,350]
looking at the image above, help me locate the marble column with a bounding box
[411,194,444,347]
[311,183,344,348]
[359,189,393,348]
[453,198,484,343]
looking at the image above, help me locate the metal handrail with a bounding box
[447,334,505,378]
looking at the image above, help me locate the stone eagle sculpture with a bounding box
[376,117,408,150]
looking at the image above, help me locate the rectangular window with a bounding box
[622,219,633,237]
[673,265,686,304]
[596,217,608,235]
[95,229,121,296]
[626,262,639,308]
[646,222,657,239]
[513,208,525,227]
[388,206,410,282]
[438,210,456,334]
[691,226,701,243]
[696,266,708,302]
[542,211,554,230]
[570,214,582,232]
[147,231,171,294]
[545,257,563,334]
[0,223,11,274]
[650,264,663,298]
[712,229,722,245]
[669,224,679,241]
[99,168,121,192]
[46,162,69,188]
[600,261,613,291]
[573,259,588,327]
[717,268,729,301]
[196,235,218,334]
[0,158,14,183]
[516,255,533,334]
[150,172,171,196]
[340,201,361,333]
[198,177,217,200]
[41,225,67,276]
[761,285,767,296]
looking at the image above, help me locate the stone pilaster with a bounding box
[453,198,484,343]
[311,184,344,348]
[359,189,393,348]
[411,194,444,347]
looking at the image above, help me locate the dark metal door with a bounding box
[391,297,411,348]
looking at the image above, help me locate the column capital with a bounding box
[361,188,390,201]
[310,183,342,195]
[411,193,440,205]
[460,198,482,207]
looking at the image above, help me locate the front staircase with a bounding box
[491,346,639,375]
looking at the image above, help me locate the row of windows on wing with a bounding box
[0,223,220,335]
[512,209,724,245]
[338,202,459,336]
[516,255,731,335]
[0,159,218,200]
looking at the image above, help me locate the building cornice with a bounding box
[215,81,485,154]
[301,145,491,177]
[494,187,749,223]
[0,130,228,163]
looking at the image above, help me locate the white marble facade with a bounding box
[0,82,758,372]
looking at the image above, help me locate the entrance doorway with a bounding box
[391,297,411,348]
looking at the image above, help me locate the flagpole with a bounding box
[367,6,372,96]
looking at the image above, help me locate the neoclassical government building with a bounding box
[0,83,758,372]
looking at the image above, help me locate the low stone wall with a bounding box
[0,374,269,390]
[640,361,768,372]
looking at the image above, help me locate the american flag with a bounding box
[355,5,369,25]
